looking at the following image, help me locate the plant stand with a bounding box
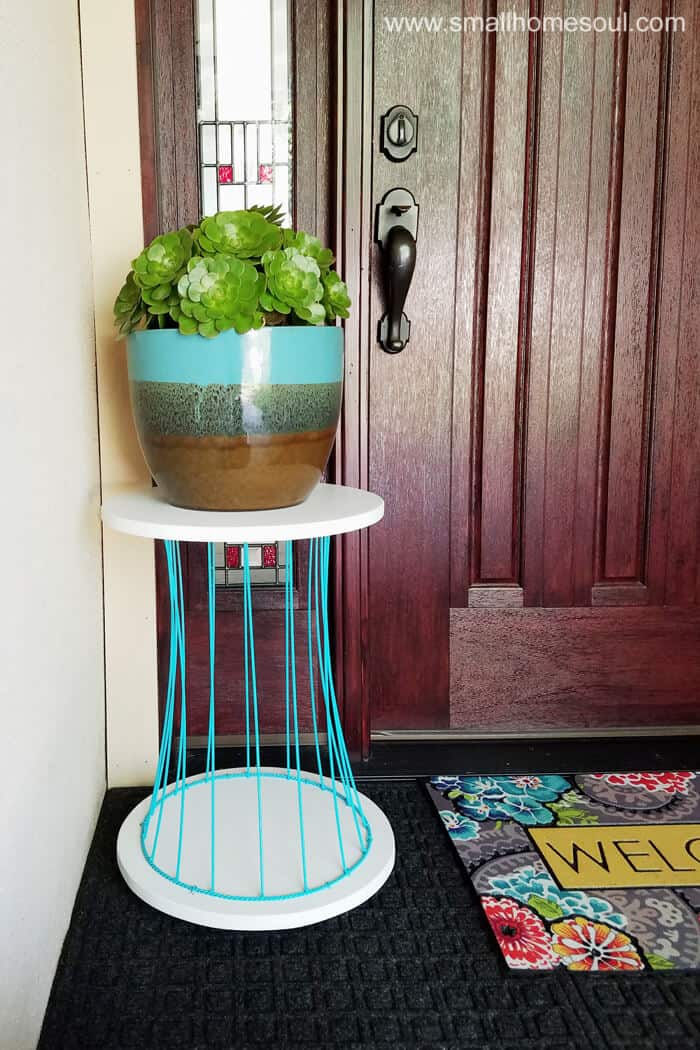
[101,484,395,930]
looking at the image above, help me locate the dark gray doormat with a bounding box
[40,783,700,1050]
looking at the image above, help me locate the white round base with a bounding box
[117,767,395,930]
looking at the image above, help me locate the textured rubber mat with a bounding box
[39,782,700,1050]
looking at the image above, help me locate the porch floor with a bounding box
[40,743,700,1050]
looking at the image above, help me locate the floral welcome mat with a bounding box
[427,772,700,972]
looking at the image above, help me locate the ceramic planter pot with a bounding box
[126,327,343,510]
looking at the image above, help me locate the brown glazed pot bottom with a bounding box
[141,427,337,511]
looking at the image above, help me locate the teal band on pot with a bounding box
[127,327,344,385]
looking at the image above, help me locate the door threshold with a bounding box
[372,726,700,741]
[185,732,700,781]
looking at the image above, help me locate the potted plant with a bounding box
[113,205,351,511]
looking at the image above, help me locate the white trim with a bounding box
[80,0,159,787]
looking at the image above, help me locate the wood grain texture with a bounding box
[449,0,490,608]
[368,0,463,728]
[467,585,524,609]
[524,0,614,608]
[151,0,178,231]
[135,0,198,234]
[170,0,198,227]
[647,0,700,608]
[603,0,662,582]
[572,0,616,605]
[334,0,374,756]
[450,606,700,731]
[478,0,529,585]
[134,0,159,243]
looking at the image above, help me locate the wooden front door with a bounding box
[140,1,700,755]
[336,1,700,748]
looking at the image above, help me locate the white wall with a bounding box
[0,1,107,1046]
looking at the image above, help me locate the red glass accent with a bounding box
[262,544,277,568]
[218,164,233,185]
[258,164,273,184]
[225,545,240,568]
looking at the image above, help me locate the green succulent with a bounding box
[114,205,350,337]
[282,229,335,271]
[113,271,148,335]
[260,248,325,324]
[142,283,181,329]
[132,230,193,291]
[249,202,285,227]
[321,271,351,321]
[194,210,282,260]
[176,255,264,337]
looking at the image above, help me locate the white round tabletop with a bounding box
[101,484,384,542]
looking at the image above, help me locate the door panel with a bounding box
[450,607,700,731]
[367,0,465,728]
[345,0,700,731]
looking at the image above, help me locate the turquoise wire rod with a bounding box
[313,538,351,797]
[317,536,366,849]
[243,548,251,773]
[146,540,177,816]
[312,537,347,872]
[150,540,186,863]
[145,539,179,856]
[319,536,367,828]
[286,540,309,891]
[284,545,291,775]
[243,543,265,896]
[173,541,187,881]
[306,538,324,783]
[206,542,216,891]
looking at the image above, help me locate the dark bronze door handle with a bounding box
[380,225,416,353]
[375,187,419,353]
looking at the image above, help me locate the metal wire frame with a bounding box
[140,537,371,902]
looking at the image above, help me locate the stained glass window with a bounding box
[214,542,287,588]
[197,1,293,594]
[196,0,292,219]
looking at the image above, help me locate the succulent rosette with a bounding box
[322,271,351,320]
[176,255,264,337]
[282,229,335,271]
[260,247,325,324]
[195,210,282,260]
[132,230,193,291]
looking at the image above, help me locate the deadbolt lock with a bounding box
[380,106,418,162]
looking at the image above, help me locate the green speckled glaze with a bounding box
[130,381,342,438]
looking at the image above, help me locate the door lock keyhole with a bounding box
[387,114,413,147]
[380,106,418,162]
